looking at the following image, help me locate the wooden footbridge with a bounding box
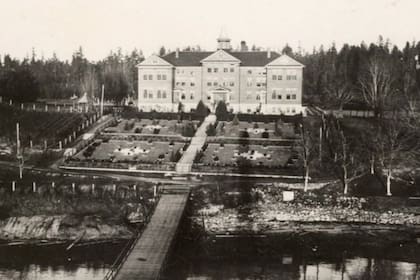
[105,185,191,280]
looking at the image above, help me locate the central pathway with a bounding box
[113,190,190,280]
[176,114,216,174]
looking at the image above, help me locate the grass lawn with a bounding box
[215,121,298,139]
[105,119,199,136]
[73,139,185,164]
[197,143,297,168]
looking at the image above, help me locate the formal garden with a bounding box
[66,138,189,171]
[103,118,199,137]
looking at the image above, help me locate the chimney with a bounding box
[240,41,248,52]
[267,48,271,59]
[175,48,179,59]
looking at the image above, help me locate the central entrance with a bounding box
[211,87,230,110]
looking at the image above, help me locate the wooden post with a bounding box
[59,141,62,150]
[113,184,116,193]
[92,183,95,194]
[101,84,104,116]
[57,106,60,112]
[29,140,33,149]
[32,182,36,193]
[51,181,55,188]
[44,140,48,150]
[11,181,16,192]
[21,103,24,110]
[32,104,36,110]
[73,131,76,138]
[45,105,48,112]
[72,183,76,193]
[153,185,157,198]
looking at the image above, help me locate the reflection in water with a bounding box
[162,234,420,280]
[0,241,126,280]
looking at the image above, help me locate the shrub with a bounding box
[153,128,160,134]
[170,150,182,162]
[195,100,210,119]
[215,101,229,121]
[206,123,217,136]
[232,114,240,125]
[262,131,269,138]
[239,130,249,138]
[124,121,135,131]
[134,127,142,133]
[253,122,259,129]
[182,122,196,137]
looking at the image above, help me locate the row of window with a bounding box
[208,67,235,73]
[143,89,168,99]
[143,74,168,81]
[207,81,235,87]
[272,75,298,81]
[271,93,297,100]
[176,81,195,87]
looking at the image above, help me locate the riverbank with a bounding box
[0,168,158,243]
[190,181,420,241]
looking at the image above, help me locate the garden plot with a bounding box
[104,119,199,136]
[74,140,185,163]
[215,121,297,139]
[198,143,293,168]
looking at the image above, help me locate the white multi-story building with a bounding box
[137,36,304,115]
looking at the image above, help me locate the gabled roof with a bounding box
[266,54,304,67]
[137,54,173,67]
[162,52,213,66]
[158,51,302,67]
[201,50,241,63]
[230,51,281,66]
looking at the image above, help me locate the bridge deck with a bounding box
[114,193,189,280]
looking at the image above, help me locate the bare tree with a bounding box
[374,114,419,196]
[299,121,318,192]
[325,81,353,110]
[359,56,396,118]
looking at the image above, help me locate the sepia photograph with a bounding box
[0,0,420,279]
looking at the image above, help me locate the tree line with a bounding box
[0,37,419,111]
[0,47,144,103]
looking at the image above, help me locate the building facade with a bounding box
[137,36,304,115]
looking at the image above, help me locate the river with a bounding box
[0,241,126,280]
[1,233,420,279]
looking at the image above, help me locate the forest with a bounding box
[0,37,419,114]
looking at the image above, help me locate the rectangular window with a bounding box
[291,94,297,100]
[286,94,291,100]
[143,90,147,98]
[207,82,212,86]
[190,82,195,87]
[230,68,234,72]
[229,82,234,87]
[143,74,147,80]
[278,75,282,80]
[208,68,212,73]
[148,92,153,98]
[162,74,167,80]
[181,82,185,86]
[162,91,167,98]
[213,81,218,86]
[248,70,252,74]
[157,90,161,98]
[190,92,194,99]
[214,68,218,73]
[272,75,277,80]
[148,75,153,80]
[278,94,282,99]
[157,74,161,80]
[224,68,228,73]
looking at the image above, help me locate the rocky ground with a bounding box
[190,180,420,238]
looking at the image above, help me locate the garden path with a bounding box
[176,114,216,174]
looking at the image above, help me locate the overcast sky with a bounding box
[0,0,419,61]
